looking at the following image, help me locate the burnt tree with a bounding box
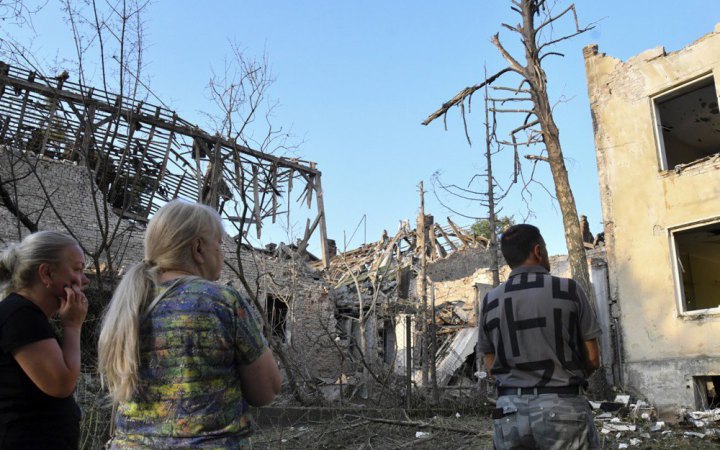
[423,0,595,301]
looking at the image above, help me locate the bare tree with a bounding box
[199,42,331,405]
[0,0,151,295]
[423,0,595,298]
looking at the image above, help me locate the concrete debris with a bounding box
[602,423,637,432]
[629,400,655,421]
[614,394,630,405]
[650,421,665,432]
[593,398,720,448]
[688,408,720,422]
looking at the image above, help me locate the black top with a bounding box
[0,293,80,449]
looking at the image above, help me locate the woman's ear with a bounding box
[37,262,53,287]
[191,237,205,265]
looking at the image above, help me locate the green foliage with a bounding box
[471,216,515,240]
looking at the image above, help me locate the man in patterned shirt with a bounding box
[478,224,601,450]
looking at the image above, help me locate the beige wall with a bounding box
[585,24,720,413]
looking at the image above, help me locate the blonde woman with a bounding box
[0,231,89,449]
[98,199,281,449]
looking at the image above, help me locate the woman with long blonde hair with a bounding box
[98,199,280,449]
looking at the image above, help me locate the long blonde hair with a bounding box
[97,200,223,402]
[0,231,79,298]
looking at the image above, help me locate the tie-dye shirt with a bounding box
[109,277,268,449]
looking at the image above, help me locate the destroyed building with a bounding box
[585,24,720,414]
[0,58,621,406]
[0,60,344,390]
[320,213,613,398]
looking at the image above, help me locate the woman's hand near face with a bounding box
[58,285,87,329]
[14,284,87,398]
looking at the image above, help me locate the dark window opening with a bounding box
[655,77,720,169]
[693,376,720,409]
[380,319,396,364]
[266,295,288,342]
[675,222,720,311]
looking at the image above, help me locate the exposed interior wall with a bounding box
[584,24,720,413]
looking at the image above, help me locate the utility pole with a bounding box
[417,181,429,387]
[484,70,500,287]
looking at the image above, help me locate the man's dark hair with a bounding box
[500,224,544,268]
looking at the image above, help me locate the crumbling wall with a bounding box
[0,145,341,384]
[0,147,145,265]
[584,24,720,414]
[426,247,509,325]
[253,256,340,380]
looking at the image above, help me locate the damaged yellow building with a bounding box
[585,24,720,414]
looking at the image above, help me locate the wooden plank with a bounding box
[12,71,34,145]
[252,165,261,238]
[0,62,8,99]
[271,165,278,223]
[297,210,323,256]
[38,75,66,156]
[305,173,314,209]
[446,217,472,248]
[313,171,330,268]
[434,223,458,251]
[145,114,176,211]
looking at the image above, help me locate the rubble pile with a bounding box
[591,394,720,448]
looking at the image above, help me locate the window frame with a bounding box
[651,72,717,171]
[668,217,720,317]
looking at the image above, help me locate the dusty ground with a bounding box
[252,409,720,449]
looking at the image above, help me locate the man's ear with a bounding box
[530,244,544,263]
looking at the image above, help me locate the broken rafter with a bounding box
[446,217,475,249]
[422,67,516,126]
[0,67,318,175]
[434,223,458,252]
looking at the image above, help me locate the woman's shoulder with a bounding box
[0,293,40,320]
[173,278,248,305]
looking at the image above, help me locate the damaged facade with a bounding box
[585,24,720,414]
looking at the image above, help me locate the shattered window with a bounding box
[654,76,720,170]
[265,295,288,342]
[674,222,720,312]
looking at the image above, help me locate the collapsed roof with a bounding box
[0,61,330,264]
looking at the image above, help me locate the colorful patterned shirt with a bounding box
[110,277,268,449]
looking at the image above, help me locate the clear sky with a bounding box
[4,1,719,256]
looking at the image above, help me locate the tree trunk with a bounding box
[521,0,593,301]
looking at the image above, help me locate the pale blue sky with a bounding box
[5,1,720,256]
